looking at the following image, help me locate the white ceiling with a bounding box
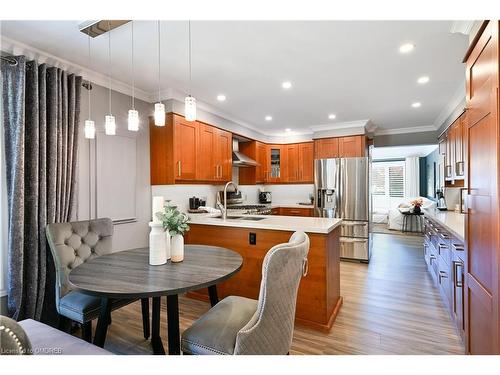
[372,144,438,160]
[0,20,469,136]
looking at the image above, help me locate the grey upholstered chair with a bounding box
[181,231,310,355]
[46,218,149,343]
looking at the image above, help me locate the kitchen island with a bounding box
[184,214,343,331]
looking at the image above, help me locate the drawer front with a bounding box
[437,240,451,266]
[340,237,369,260]
[280,207,312,216]
[438,255,452,309]
[340,221,369,238]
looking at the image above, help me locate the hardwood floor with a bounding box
[84,233,465,355]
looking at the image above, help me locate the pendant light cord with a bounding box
[158,20,161,103]
[131,22,135,110]
[108,21,112,115]
[188,20,192,95]
[87,31,91,119]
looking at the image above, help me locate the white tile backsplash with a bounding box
[151,183,314,214]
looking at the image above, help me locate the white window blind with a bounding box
[372,165,386,195]
[371,161,405,198]
[388,165,404,197]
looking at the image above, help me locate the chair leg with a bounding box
[57,316,69,332]
[141,298,150,339]
[82,321,92,343]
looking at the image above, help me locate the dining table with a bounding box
[68,244,243,355]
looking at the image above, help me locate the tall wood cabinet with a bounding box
[463,20,500,354]
[149,113,232,184]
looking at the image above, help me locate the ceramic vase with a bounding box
[171,234,184,262]
[149,222,167,265]
[165,229,171,260]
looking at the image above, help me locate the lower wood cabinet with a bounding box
[272,207,314,217]
[423,216,466,343]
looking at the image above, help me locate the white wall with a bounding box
[78,83,153,252]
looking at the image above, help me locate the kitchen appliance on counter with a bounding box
[189,196,206,210]
[436,189,447,211]
[315,157,371,262]
[217,189,243,205]
[259,191,272,204]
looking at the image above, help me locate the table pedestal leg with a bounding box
[208,285,219,307]
[93,298,111,348]
[166,294,180,355]
[151,296,165,355]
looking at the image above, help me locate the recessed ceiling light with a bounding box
[282,81,292,89]
[417,76,429,84]
[411,102,421,108]
[399,43,415,53]
[265,116,273,121]
[285,128,291,132]
[328,114,336,120]
[217,94,226,101]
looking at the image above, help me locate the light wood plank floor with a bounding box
[85,233,465,355]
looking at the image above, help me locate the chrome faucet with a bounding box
[222,181,238,220]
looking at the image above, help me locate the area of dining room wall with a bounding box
[77,83,152,252]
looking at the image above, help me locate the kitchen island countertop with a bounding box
[188,213,341,234]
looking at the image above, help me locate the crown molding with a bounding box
[432,79,466,129]
[0,36,152,103]
[309,119,371,132]
[450,21,476,35]
[374,125,437,136]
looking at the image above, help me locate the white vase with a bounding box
[165,229,171,260]
[171,234,184,262]
[149,222,167,265]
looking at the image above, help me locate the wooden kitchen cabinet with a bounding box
[314,135,366,159]
[338,135,366,157]
[284,142,314,183]
[314,137,339,158]
[150,113,231,184]
[463,20,500,354]
[440,112,466,183]
[298,142,314,182]
[278,207,314,217]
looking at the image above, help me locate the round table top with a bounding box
[68,245,243,299]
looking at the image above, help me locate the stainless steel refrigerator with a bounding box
[314,157,371,262]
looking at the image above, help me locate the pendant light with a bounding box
[184,20,196,122]
[84,31,95,139]
[105,21,116,135]
[154,20,165,126]
[128,22,139,131]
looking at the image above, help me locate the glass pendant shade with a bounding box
[154,102,165,126]
[84,120,95,139]
[128,109,139,131]
[185,95,197,122]
[105,115,116,135]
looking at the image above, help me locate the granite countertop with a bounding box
[187,213,341,234]
[424,208,465,241]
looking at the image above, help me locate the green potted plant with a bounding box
[156,203,190,262]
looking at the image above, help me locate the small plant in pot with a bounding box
[156,203,190,262]
[410,198,424,214]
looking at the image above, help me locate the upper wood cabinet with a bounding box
[314,135,366,159]
[314,137,339,158]
[150,113,232,184]
[439,112,466,183]
[238,141,313,184]
[463,20,500,355]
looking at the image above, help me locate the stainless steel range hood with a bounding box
[232,139,259,167]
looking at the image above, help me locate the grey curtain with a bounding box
[1,56,82,321]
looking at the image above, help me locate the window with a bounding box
[371,161,405,198]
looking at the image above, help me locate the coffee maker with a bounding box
[436,189,447,211]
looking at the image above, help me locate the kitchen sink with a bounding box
[239,217,267,221]
[213,216,267,221]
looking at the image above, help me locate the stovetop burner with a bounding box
[227,204,268,209]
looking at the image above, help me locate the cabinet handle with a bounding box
[453,244,464,251]
[453,261,463,287]
[177,161,182,177]
[429,255,436,264]
[439,270,448,284]
[423,244,427,256]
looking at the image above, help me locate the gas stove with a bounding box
[226,204,272,215]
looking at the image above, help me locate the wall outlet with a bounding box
[249,232,256,245]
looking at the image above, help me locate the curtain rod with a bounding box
[1,55,18,66]
[1,53,92,90]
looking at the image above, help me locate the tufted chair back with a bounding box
[46,218,113,309]
[234,231,310,355]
